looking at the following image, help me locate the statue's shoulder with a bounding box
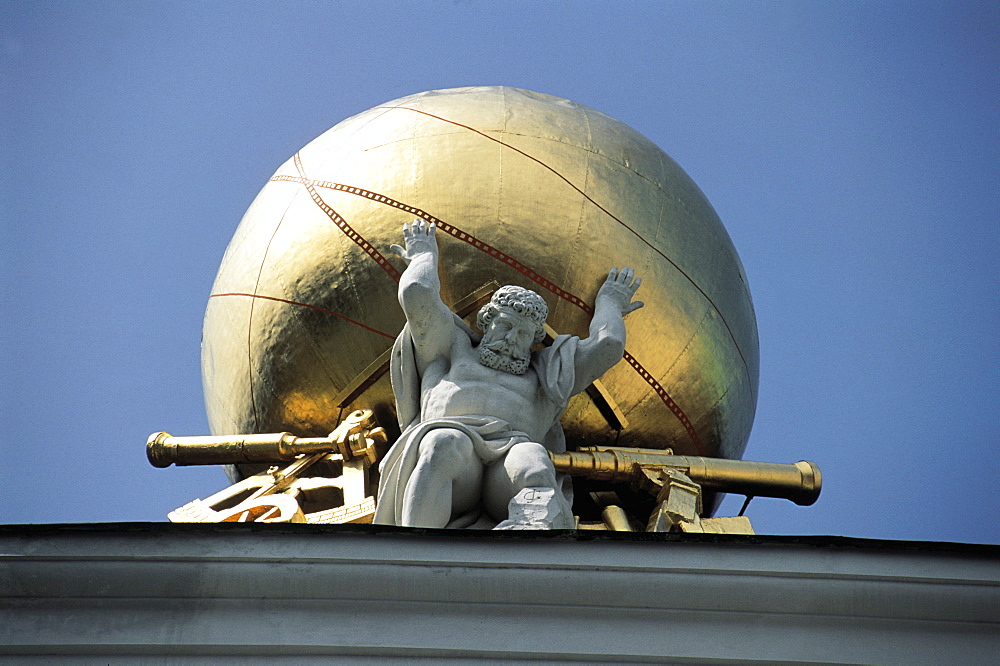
[543,333,580,357]
[449,313,482,347]
[532,333,581,378]
[446,329,477,362]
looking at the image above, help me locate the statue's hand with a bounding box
[597,267,644,317]
[390,218,438,265]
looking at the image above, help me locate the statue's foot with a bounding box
[493,487,574,530]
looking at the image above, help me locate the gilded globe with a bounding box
[203,86,759,463]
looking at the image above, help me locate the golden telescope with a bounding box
[147,432,819,508]
[550,447,821,507]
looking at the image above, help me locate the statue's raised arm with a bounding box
[389,219,454,374]
[570,267,644,395]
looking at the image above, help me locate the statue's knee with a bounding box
[417,429,474,470]
[507,442,556,489]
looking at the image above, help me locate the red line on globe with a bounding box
[293,153,401,282]
[210,292,395,340]
[244,206,292,432]
[271,174,593,315]
[376,104,751,393]
[270,173,706,454]
[622,351,705,455]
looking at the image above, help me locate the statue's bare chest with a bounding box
[419,348,555,438]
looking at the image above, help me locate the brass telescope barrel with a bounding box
[549,448,822,506]
[147,432,341,468]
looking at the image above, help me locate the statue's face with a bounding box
[478,310,536,375]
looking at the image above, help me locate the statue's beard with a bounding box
[479,341,530,375]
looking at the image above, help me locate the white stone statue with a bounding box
[373,219,643,529]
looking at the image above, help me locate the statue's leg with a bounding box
[401,428,482,528]
[482,441,561,521]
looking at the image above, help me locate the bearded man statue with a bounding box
[374,219,643,529]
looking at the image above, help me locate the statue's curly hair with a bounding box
[476,285,548,344]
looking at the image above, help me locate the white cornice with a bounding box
[2,524,998,662]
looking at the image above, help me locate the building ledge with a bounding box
[2,523,998,662]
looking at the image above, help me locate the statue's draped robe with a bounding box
[374,316,578,527]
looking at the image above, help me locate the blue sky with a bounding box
[2,1,996,543]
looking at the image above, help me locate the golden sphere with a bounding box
[203,87,758,461]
